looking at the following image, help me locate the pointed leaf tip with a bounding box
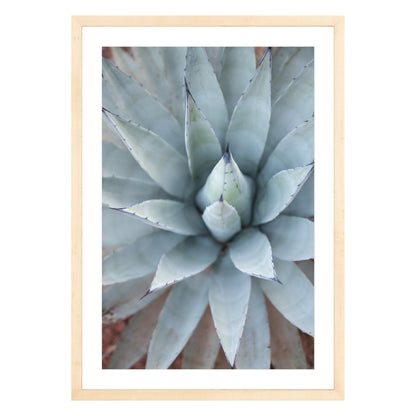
[149,236,221,292]
[229,228,277,281]
[254,164,313,225]
[209,253,251,367]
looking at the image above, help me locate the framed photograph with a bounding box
[72,15,344,400]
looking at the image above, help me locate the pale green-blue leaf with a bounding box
[253,164,314,225]
[202,199,242,243]
[160,47,187,125]
[196,150,255,225]
[102,177,167,208]
[235,278,271,369]
[149,236,221,292]
[131,47,165,93]
[133,47,187,124]
[205,47,225,78]
[185,88,222,187]
[103,113,124,148]
[258,118,314,186]
[102,141,154,183]
[271,47,314,102]
[102,231,184,284]
[115,47,186,125]
[119,199,206,236]
[219,47,256,116]
[102,275,166,322]
[262,215,314,261]
[111,47,143,85]
[182,307,220,369]
[260,259,314,336]
[103,111,192,199]
[102,57,185,153]
[209,253,251,367]
[146,274,210,369]
[282,172,314,218]
[225,48,271,177]
[266,300,307,369]
[263,60,314,160]
[102,207,153,248]
[228,228,278,281]
[102,76,119,114]
[185,47,229,143]
[107,294,167,369]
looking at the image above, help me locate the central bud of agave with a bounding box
[195,145,255,243]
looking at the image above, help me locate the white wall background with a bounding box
[1,0,415,414]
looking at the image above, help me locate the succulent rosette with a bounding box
[102,47,314,369]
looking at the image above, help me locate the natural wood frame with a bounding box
[72,15,344,401]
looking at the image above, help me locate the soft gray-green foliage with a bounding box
[102,47,315,369]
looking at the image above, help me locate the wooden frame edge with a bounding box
[72,388,344,401]
[71,15,83,398]
[71,15,345,401]
[333,15,345,400]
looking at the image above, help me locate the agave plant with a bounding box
[102,46,314,369]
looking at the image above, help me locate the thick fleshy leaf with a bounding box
[202,198,242,243]
[102,76,119,114]
[296,260,314,284]
[185,87,222,187]
[271,47,314,103]
[102,57,185,153]
[102,141,154,183]
[266,299,307,369]
[262,215,314,261]
[205,47,225,78]
[131,47,166,95]
[228,228,278,281]
[119,200,206,236]
[283,172,314,218]
[263,60,314,160]
[185,47,229,143]
[253,164,314,225]
[209,253,251,367]
[235,278,271,369]
[111,47,143,85]
[258,118,314,186]
[260,259,314,336]
[102,177,167,208]
[146,274,210,369]
[102,231,184,284]
[160,47,187,125]
[225,48,271,177]
[107,293,167,369]
[102,207,153,248]
[182,307,220,369]
[196,149,255,225]
[113,47,186,125]
[132,47,187,124]
[103,113,124,148]
[102,275,166,322]
[103,111,192,199]
[149,236,221,292]
[219,47,256,116]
